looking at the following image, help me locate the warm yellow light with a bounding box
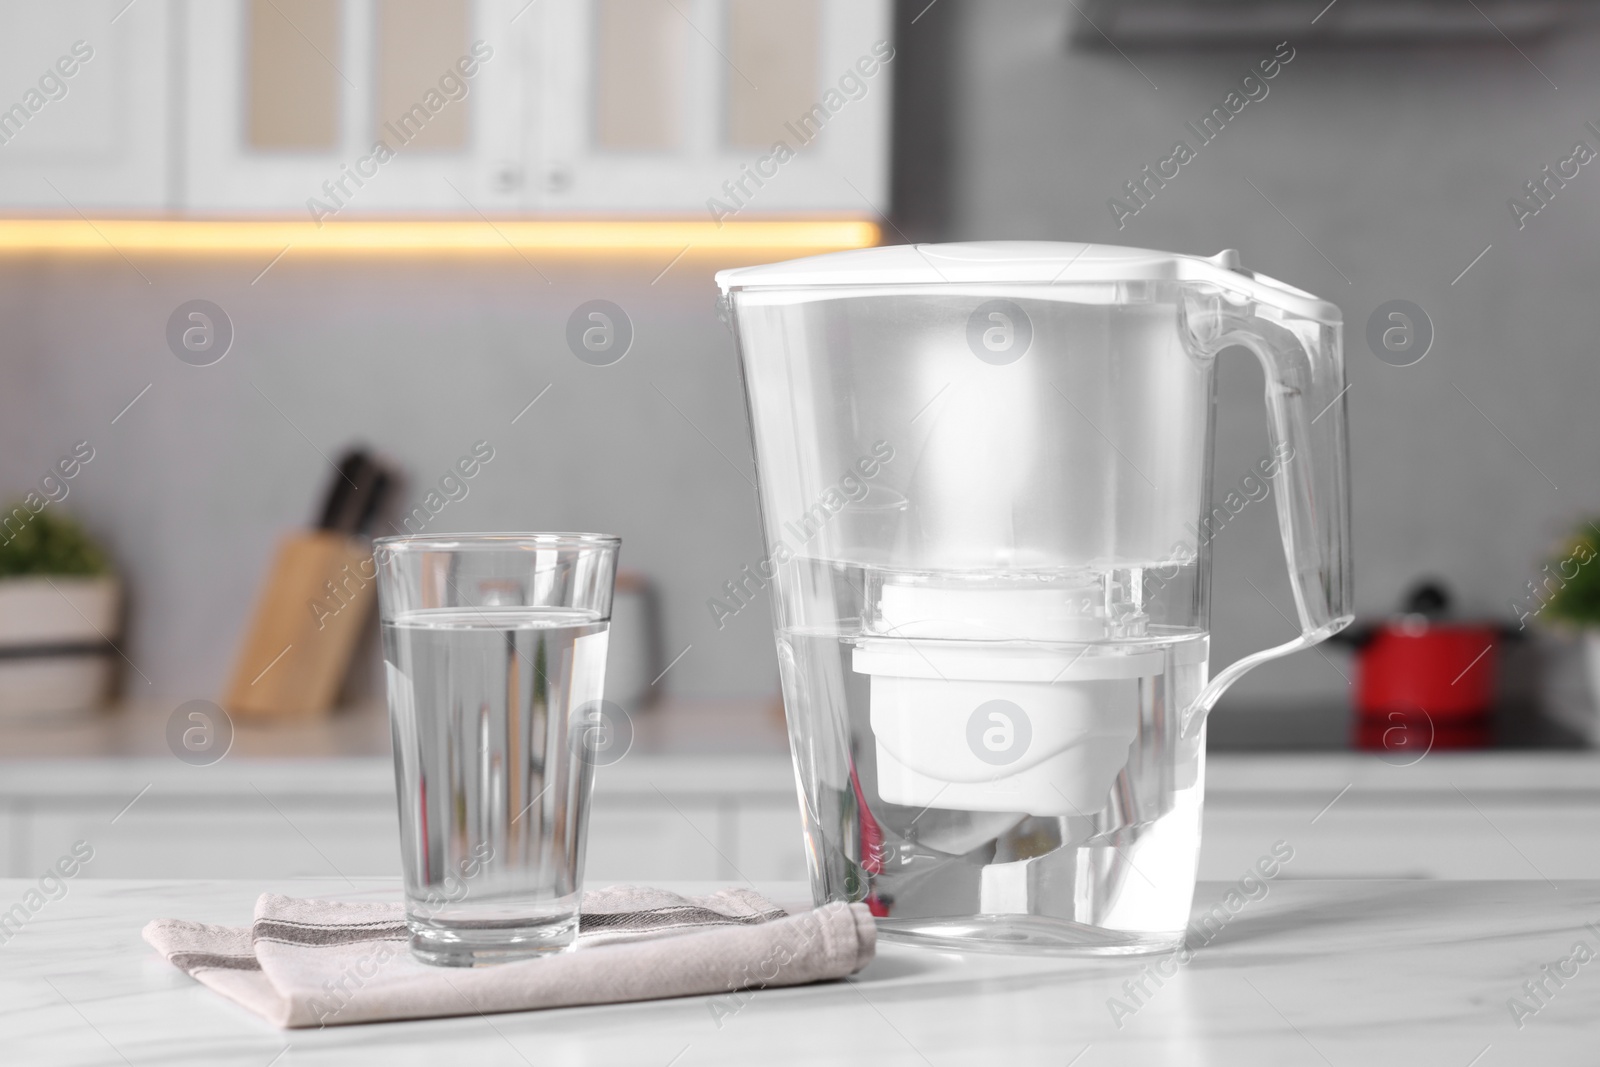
[0,217,880,254]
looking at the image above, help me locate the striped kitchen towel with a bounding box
[143,885,875,1028]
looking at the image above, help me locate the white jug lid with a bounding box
[716,240,1341,324]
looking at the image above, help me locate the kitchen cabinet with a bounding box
[1203,792,1600,881]
[1199,756,1600,881]
[4,0,892,215]
[183,0,526,214]
[0,761,401,880]
[0,0,171,209]
[3,753,1599,884]
[585,796,731,881]
[20,798,402,881]
[531,0,892,213]
[0,755,809,882]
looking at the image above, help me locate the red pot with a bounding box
[1353,621,1498,750]
[1356,622,1498,718]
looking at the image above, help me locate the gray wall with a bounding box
[916,1,1600,711]
[0,255,775,704]
[6,4,1600,718]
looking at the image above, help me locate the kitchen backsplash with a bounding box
[0,254,776,703]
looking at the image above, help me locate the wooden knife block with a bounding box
[224,531,375,719]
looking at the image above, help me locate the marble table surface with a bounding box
[5,877,1599,1066]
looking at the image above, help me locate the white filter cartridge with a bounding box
[854,637,1163,816]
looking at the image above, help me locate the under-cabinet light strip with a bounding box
[0,218,880,254]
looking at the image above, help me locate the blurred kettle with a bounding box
[604,570,665,713]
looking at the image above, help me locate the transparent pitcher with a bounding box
[717,242,1351,954]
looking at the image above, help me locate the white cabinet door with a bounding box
[1201,795,1600,882]
[0,0,170,209]
[531,0,892,214]
[183,0,525,215]
[585,796,729,881]
[734,799,809,882]
[21,797,401,880]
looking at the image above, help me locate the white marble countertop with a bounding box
[6,877,1599,1065]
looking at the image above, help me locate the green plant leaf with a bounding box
[0,504,110,578]
[1542,525,1600,627]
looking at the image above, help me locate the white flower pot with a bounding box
[0,576,121,717]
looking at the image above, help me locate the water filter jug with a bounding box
[717,242,1351,953]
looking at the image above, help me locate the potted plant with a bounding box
[0,506,119,717]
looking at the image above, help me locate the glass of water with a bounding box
[374,533,620,966]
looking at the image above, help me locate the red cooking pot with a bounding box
[1335,582,1504,751]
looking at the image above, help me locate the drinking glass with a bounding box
[374,533,620,966]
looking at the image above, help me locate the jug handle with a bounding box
[1181,297,1354,734]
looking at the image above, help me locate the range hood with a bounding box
[1070,0,1596,46]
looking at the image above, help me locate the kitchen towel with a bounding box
[143,885,876,1028]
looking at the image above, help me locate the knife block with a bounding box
[223,531,376,719]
